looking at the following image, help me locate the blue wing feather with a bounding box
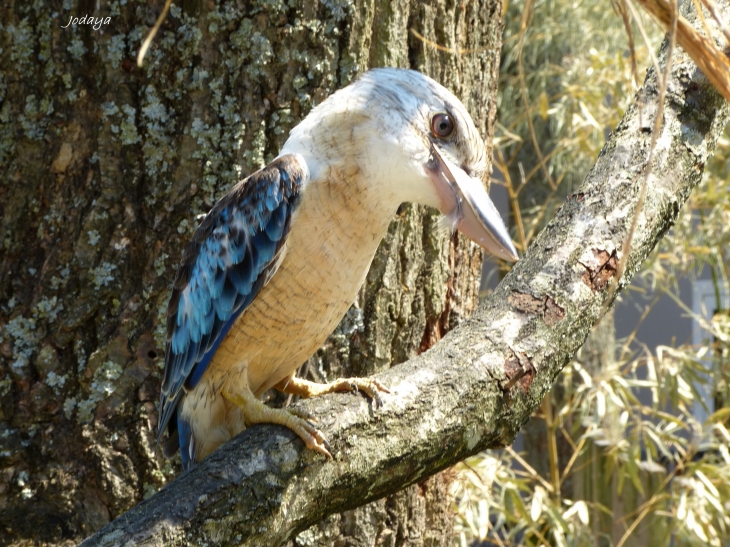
[157,155,306,462]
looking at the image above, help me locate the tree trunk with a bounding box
[0,1,502,545]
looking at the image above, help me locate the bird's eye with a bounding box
[431,113,455,139]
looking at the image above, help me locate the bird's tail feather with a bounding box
[177,414,195,470]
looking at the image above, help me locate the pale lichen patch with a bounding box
[67,37,86,60]
[3,315,39,371]
[75,360,124,423]
[237,448,268,477]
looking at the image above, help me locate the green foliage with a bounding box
[453,0,730,544]
[493,0,664,254]
[453,347,730,545]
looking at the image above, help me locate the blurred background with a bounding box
[455,0,730,545]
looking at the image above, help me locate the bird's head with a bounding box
[281,68,518,262]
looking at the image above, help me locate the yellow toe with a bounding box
[223,387,331,458]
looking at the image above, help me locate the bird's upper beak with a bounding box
[426,145,519,263]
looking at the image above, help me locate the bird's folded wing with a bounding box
[157,155,306,442]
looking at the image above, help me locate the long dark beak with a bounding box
[426,145,519,262]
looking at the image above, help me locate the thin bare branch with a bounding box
[517,0,559,191]
[137,0,172,67]
[635,0,730,102]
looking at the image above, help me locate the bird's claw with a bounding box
[341,377,390,408]
[224,388,332,459]
[287,406,317,423]
[290,410,332,458]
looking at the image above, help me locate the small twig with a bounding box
[519,142,575,194]
[618,293,663,361]
[635,0,730,102]
[523,187,559,244]
[495,148,527,252]
[517,0,559,192]
[409,28,483,54]
[506,446,556,493]
[137,0,173,67]
[692,0,716,40]
[559,425,593,486]
[613,0,641,85]
[542,397,562,500]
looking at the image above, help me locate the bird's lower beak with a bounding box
[426,145,519,262]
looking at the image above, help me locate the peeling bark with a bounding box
[77,3,730,546]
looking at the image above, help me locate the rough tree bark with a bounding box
[0,0,501,546]
[74,1,730,545]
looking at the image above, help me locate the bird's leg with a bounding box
[275,375,390,407]
[222,387,332,458]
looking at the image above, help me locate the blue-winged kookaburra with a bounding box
[158,68,518,469]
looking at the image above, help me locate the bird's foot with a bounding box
[275,375,390,407]
[222,388,332,458]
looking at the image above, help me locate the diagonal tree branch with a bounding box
[79,5,729,546]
